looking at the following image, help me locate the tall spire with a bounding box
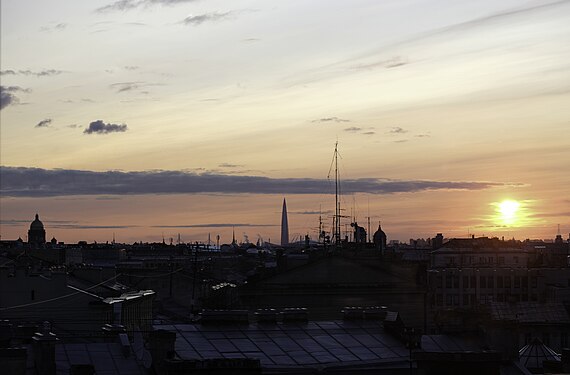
[281,198,289,246]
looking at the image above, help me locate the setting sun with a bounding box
[496,199,520,226]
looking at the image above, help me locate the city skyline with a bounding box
[1,0,569,243]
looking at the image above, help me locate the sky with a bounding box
[1,0,569,245]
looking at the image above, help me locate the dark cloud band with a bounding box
[0,167,517,197]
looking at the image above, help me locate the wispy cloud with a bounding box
[84,120,128,134]
[0,69,65,77]
[388,127,408,134]
[109,81,144,92]
[0,86,31,110]
[40,23,67,32]
[182,11,235,26]
[0,166,521,197]
[344,127,362,132]
[219,163,244,168]
[153,223,277,228]
[96,0,199,13]
[350,56,409,71]
[35,118,52,128]
[109,81,161,93]
[312,117,350,123]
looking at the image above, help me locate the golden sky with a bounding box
[1,0,569,243]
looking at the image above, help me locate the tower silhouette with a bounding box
[281,198,289,246]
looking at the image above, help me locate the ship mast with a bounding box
[333,142,341,245]
[327,141,343,247]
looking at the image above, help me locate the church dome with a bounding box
[30,214,44,230]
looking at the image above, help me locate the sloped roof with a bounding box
[519,338,560,370]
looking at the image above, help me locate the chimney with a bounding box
[149,330,176,375]
[32,323,58,375]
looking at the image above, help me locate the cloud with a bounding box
[182,11,235,26]
[344,127,362,132]
[0,166,521,197]
[388,127,408,134]
[312,117,350,123]
[0,69,64,77]
[109,81,144,92]
[362,131,376,135]
[40,23,67,32]
[350,56,409,70]
[219,163,244,168]
[96,0,198,13]
[124,65,139,70]
[153,223,277,228]
[1,86,30,110]
[109,81,161,93]
[83,120,128,134]
[415,134,431,138]
[35,118,52,128]
[290,210,332,215]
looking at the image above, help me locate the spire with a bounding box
[232,226,236,245]
[281,198,289,246]
[35,213,39,220]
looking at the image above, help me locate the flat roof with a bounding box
[156,320,411,369]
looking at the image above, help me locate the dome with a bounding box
[30,213,44,230]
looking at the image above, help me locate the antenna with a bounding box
[557,224,561,236]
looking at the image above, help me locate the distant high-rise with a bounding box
[281,198,289,246]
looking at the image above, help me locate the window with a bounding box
[471,276,476,289]
[480,276,486,289]
[521,294,528,302]
[498,257,505,265]
[532,277,538,288]
[514,256,519,264]
[488,257,493,264]
[436,276,443,288]
[436,294,443,306]
[525,333,532,345]
[514,276,521,288]
[497,276,503,288]
[488,276,494,289]
[453,295,459,306]
[562,332,569,348]
[497,293,504,302]
[446,275,452,289]
[505,276,511,288]
[463,276,469,289]
[446,294,452,306]
[453,276,459,289]
[463,294,470,306]
[31,290,35,301]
